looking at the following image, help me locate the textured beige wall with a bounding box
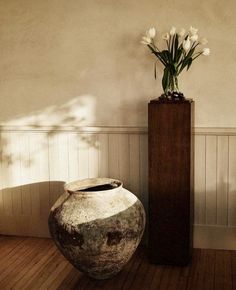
[0,0,235,127]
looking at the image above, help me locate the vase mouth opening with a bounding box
[65,178,123,194]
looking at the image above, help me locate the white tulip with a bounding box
[162,32,170,41]
[189,26,198,35]
[202,48,210,56]
[178,28,186,37]
[199,38,208,45]
[170,26,176,36]
[183,37,191,52]
[190,34,198,42]
[141,36,152,45]
[147,27,156,39]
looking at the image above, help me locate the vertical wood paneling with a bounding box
[194,135,206,224]
[48,133,68,207]
[118,134,130,189]
[0,127,236,240]
[78,134,89,179]
[98,134,109,178]
[88,134,99,178]
[217,136,229,225]
[20,133,31,216]
[56,133,69,186]
[67,133,79,182]
[10,133,22,215]
[139,134,148,210]
[1,132,13,215]
[29,133,40,217]
[30,133,50,218]
[0,133,4,219]
[205,136,217,225]
[108,134,120,180]
[37,133,50,218]
[129,134,140,198]
[228,136,236,226]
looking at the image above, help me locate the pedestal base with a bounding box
[148,98,194,265]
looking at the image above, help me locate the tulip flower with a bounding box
[141,36,152,44]
[202,48,210,56]
[190,34,198,42]
[141,25,210,97]
[162,32,170,41]
[170,26,176,36]
[199,38,208,45]
[147,27,156,39]
[183,37,191,52]
[178,28,186,37]
[189,26,198,35]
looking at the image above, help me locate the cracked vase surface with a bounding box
[48,178,146,279]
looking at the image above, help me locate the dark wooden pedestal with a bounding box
[148,98,194,265]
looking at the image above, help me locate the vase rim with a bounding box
[64,178,123,195]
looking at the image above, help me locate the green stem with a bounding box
[192,51,203,61]
[147,44,167,66]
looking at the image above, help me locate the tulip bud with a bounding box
[178,28,186,37]
[202,48,210,56]
[190,34,198,42]
[141,36,152,45]
[162,32,170,41]
[183,37,191,52]
[170,26,176,36]
[147,27,156,39]
[189,26,198,35]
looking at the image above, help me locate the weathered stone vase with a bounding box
[48,178,146,279]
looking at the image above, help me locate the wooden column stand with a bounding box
[148,98,194,265]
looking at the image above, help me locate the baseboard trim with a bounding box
[194,225,236,250]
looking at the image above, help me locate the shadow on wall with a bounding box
[194,180,230,227]
[0,181,65,237]
[0,95,99,166]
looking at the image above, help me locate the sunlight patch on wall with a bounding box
[1,95,96,128]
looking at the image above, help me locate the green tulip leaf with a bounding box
[162,68,169,92]
[160,50,170,63]
[154,61,157,79]
[174,35,179,61]
[187,58,193,70]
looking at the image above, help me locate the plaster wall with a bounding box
[0,0,235,127]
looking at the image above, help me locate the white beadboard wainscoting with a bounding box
[1,126,236,250]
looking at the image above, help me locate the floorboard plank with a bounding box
[130,249,153,290]
[121,248,145,290]
[0,236,25,260]
[56,268,80,290]
[149,265,163,290]
[0,238,51,289]
[14,242,57,290]
[186,249,201,290]
[101,247,141,290]
[187,249,215,290]
[47,262,74,290]
[25,251,67,289]
[0,238,41,283]
[215,250,232,290]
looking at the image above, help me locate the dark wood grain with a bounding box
[148,99,194,265]
[0,236,235,290]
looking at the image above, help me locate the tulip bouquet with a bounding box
[141,26,210,99]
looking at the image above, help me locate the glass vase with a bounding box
[165,75,179,95]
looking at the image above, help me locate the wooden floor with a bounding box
[0,236,235,290]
